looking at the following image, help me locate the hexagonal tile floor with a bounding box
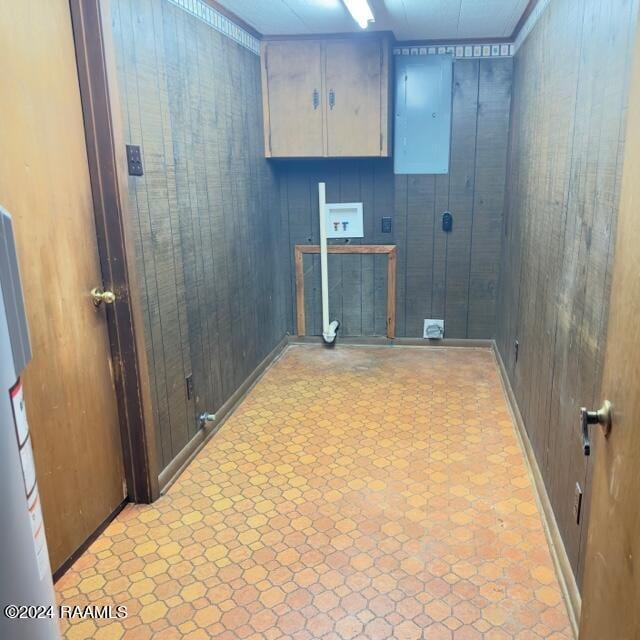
[55,345,573,639]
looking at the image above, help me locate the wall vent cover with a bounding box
[424,319,444,340]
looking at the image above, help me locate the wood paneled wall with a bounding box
[496,0,639,586]
[111,0,289,471]
[279,58,512,339]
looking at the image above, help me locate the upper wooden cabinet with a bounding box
[260,36,391,158]
[260,40,325,157]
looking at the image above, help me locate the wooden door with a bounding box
[0,0,126,573]
[324,39,384,157]
[262,40,324,157]
[579,20,640,639]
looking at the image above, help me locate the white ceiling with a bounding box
[216,0,530,41]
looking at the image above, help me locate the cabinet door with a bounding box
[262,41,324,157]
[324,39,387,157]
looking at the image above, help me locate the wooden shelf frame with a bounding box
[294,244,397,339]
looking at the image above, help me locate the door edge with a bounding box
[68,0,160,503]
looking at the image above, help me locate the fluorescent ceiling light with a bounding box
[342,0,375,29]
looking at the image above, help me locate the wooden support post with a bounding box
[294,246,305,336]
[386,246,396,338]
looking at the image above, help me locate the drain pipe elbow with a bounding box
[322,320,340,346]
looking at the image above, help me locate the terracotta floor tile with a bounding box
[56,346,573,639]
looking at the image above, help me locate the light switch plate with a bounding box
[126,144,144,176]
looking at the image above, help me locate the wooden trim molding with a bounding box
[166,0,260,54]
[202,0,262,39]
[398,36,510,46]
[512,0,551,51]
[511,0,541,41]
[69,0,160,502]
[294,244,397,339]
[263,30,395,43]
[393,2,540,51]
[493,343,581,639]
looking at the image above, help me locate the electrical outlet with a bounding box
[442,211,453,232]
[381,216,392,233]
[423,319,444,340]
[573,482,583,524]
[126,144,144,176]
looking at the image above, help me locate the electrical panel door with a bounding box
[394,55,453,174]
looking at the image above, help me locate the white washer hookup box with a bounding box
[325,202,364,239]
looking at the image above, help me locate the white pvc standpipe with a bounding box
[318,182,339,343]
[319,182,329,334]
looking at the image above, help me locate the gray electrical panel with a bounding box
[394,54,453,175]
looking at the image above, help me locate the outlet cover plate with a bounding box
[423,319,444,340]
[126,144,144,176]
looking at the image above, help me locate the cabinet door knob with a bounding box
[580,400,612,456]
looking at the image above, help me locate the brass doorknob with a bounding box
[90,287,116,306]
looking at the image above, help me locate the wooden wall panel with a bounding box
[404,175,436,337]
[112,0,288,472]
[467,60,512,338]
[444,60,480,338]
[281,58,512,339]
[393,173,408,336]
[496,0,639,586]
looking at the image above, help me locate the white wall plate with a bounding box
[325,202,364,239]
[424,319,444,339]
